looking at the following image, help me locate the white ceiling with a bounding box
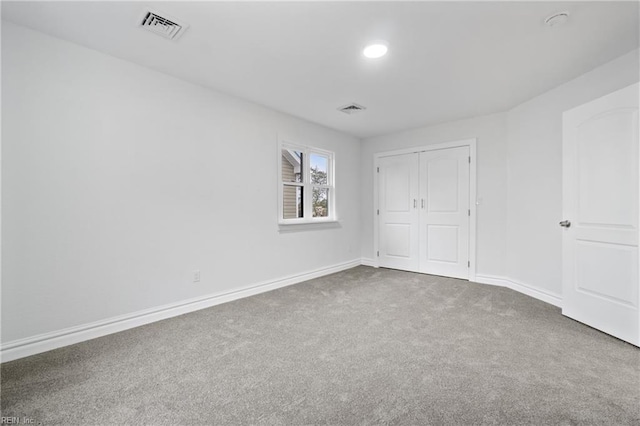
[2,1,638,138]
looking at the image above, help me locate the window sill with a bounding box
[278,220,341,233]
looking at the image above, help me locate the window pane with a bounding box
[283,185,303,219]
[312,188,329,217]
[310,153,328,185]
[281,149,303,183]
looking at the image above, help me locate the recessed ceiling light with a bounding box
[363,42,388,59]
[545,12,569,27]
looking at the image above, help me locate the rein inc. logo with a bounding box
[1,417,37,425]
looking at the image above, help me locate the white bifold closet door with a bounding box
[378,146,470,279]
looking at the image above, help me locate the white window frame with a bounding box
[278,140,336,225]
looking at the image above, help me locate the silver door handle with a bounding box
[413,199,417,208]
[559,220,571,228]
[421,199,425,209]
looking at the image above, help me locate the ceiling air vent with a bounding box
[338,103,367,115]
[139,9,188,40]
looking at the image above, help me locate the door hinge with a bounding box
[468,261,470,268]
[377,167,380,173]
[377,251,380,257]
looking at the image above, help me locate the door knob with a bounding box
[559,220,571,228]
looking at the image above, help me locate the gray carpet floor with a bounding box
[2,266,639,425]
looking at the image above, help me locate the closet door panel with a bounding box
[420,147,470,279]
[378,153,420,272]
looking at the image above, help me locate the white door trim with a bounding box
[373,138,477,281]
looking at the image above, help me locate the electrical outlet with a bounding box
[193,270,201,283]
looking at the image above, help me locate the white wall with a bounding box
[1,22,361,344]
[505,49,640,297]
[361,113,508,278]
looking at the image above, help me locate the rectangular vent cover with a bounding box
[338,103,367,115]
[140,10,188,40]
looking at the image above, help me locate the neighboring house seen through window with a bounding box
[279,142,334,223]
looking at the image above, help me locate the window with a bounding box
[279,142,335,224]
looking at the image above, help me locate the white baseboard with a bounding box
[474,274,562,308]
[360,257,378,267]
[1,259,362,363]
[474,274,510,287]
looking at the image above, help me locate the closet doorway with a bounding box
[374,139,477,280]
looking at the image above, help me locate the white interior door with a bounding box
[562,82,639,346]
[419,147,470,279]
[378,153,420,272]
